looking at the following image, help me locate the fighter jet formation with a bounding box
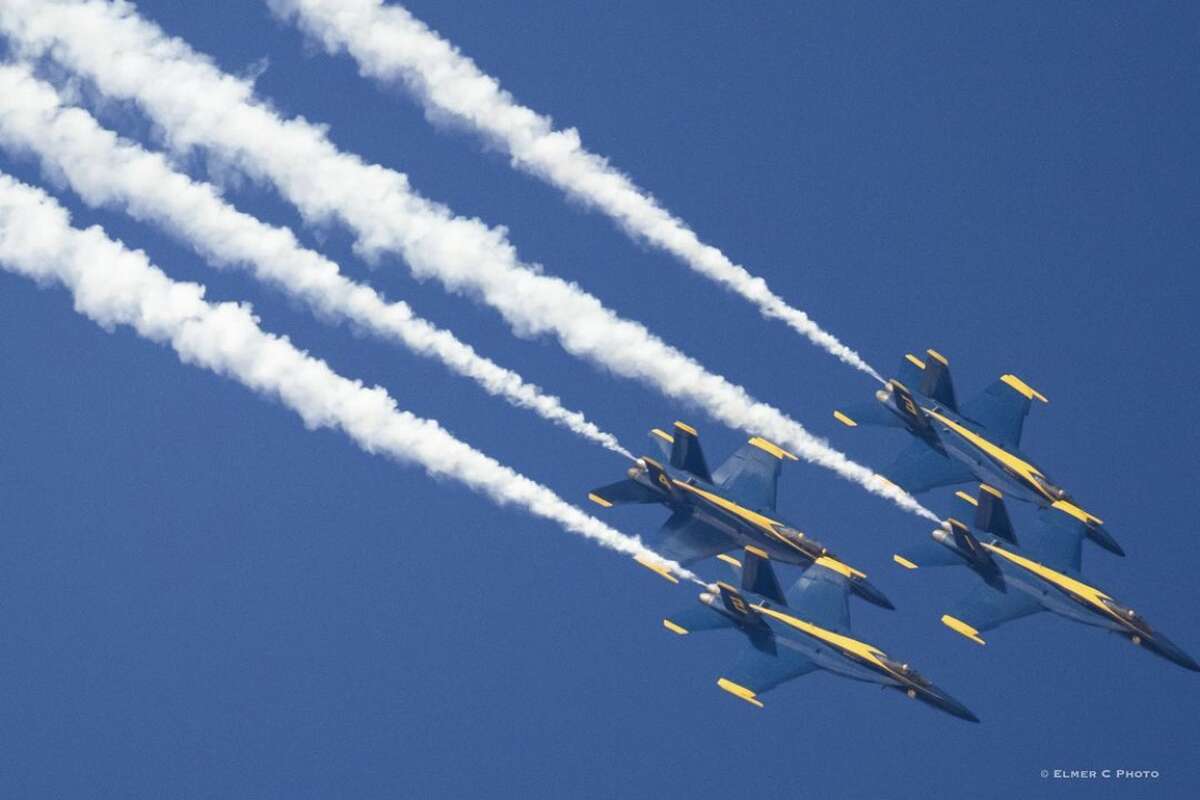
[0,1,1192,742]
[590,350,1197,723]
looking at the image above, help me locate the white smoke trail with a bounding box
[266,0,884,383]
[0,63,632,460]
[0,0,937,522]
[0,171,691,580]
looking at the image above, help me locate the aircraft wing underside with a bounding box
[784,566,852,634]
[655,510,735,565]
[711,443,783,513]
[724,642,821,695]
[949,583,1044,634]
[1028,507,1086,572]
[959,379,1035,449]
[884,440,976,494]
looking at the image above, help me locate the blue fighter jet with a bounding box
[662,546,979,721]
[588,421,892,609]
[834,349,1123,556]
[894,485,1198,672]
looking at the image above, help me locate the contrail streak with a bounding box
[0,0,938,522]
[267,0,884,382]
[0,63,632,460]
[0,171,691,580]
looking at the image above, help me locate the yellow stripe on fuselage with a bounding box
[674,481,782,533]
[923,408,1051,501]
[1052,500,1104,526]
[753,605,889,671]
[673,481,803,555]
[981,543,1117,621]
[670,481,866,577]
[814,555,866,580]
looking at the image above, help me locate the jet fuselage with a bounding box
[698,589,978,720]
[974,540,1199,671]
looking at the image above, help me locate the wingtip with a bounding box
[634,554,679,584]
[716,678,763,708]
[941,614,986,646]
[833,410,858,428]
[587,492,613,508]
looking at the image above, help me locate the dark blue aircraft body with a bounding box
[588,422,891,609]
[662,546,978,721]
[835,349,1123,556]
[895,485,1198,672]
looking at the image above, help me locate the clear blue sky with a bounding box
[1,2,1197,797]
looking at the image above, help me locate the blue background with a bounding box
[1,2,1197,797]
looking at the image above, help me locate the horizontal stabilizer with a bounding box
[833,399,904,429]
[662,600,736,636]
[587,478,658,507]
[893,540,966,570]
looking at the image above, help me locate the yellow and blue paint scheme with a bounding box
[665,548,978,721]
[894,486,1198,672]
[833,349,1123,557]
[588,421,892,609]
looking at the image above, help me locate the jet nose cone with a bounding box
[916,684,980,723]
[851,575,896,610]
[1087,522,1125,557]
[1143,633,1200,673]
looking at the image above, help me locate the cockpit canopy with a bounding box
[1102,598,1153,636]
[881,657,932,687]
[1031,472,1070,501]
